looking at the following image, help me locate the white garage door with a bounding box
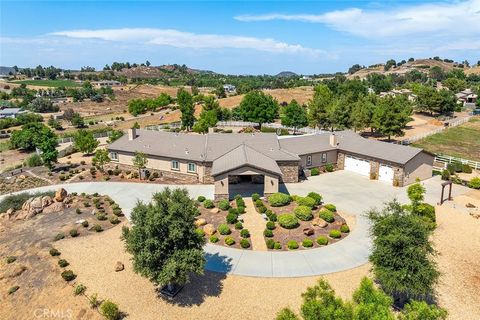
[344,156,370,176]
[379,165,394,183]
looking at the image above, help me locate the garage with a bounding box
[344,155,370,176]
[378,164,394,183]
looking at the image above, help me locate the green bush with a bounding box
[307,192,323,205]
[110,216,120,225]
[240,229,250,238]
[316,236,328,245]
[468,177,480,189]
[218,199,230,211]
[266,221,276,230]
[268,192,291,207]
[416,203,436,223]
[340,224,350,233]
[266,239,275,249]
[294,205,313,221]
[324,204,337,212]
[274,242,282,250]
[447,161,463,174]
[92,224,103,232]
[69,229,79,237]
[49,248,61,256]
[82,220,89,228]
[195,228,205,237]
[100,300,120,320]
[252,193,261,201]
[96,212,107,221]
[54,232,65,241]
[58,259,69,267]
[76,208,82,214]
[24,154,43,167]
[197,196,206,202]
[462,164,472,174]
[226,212,238,224]
[310,167,320,176]
[228,208,239,215]
[240,239,250,248]
[224,237,235,246]
[255,199,263,207]
[203,199,214,209]
[296,196,316,208]
[319,209,335,223]
[278,214,299,229]
[73,283,86,296]
[237,206,245,214]
[258,205,267,213]
[218,224,231,235]
[209,235,219,243]
[235,221,243,229]
[287,240,299,250]
[329,229,341,238]
[441,169,450,180]
[302,239,314,247]
[236,197,245,207]
[61,270,76,281]
[6,256,16,264]
[325,163,334,172]
[264,229,274,237]
[8,286,20,295]
[269,213,277,222]
[0,191,55,213]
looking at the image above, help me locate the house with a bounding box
[379,89,417,102]
[52,97,74,104]
[455,89,477,106]
[92,80,121,88]
[0,108,25,119]
[108,129,434,200]
[223,84,236,93]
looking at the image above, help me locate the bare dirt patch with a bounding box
[218,87,314,109]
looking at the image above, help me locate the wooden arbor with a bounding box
[439,180,453,205]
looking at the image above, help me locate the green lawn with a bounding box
[11,79,81,88]
[412,117,480,161]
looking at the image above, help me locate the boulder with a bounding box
[54,188,68,202]
[21,197,44,218]
[115,261,124,272]
[312,217,327,228]
[41,196,53,208]
[303,227,314,236]
[210,208,220,214]
[194,218,207,227]
[203,224,216,236]
[43,202,64,214]
[466,203,477,208]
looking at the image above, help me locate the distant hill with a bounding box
[0,66,15,75]
[276,71,298,78]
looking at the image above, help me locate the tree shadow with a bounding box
[157,252,233,307]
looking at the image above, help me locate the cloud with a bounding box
[235,0,480,38]
[49,28,324,56]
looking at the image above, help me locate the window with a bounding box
[110,152,118,161]
[188,162,196,173]
[171,160,179,170]
[322,153,327,163]
[306,155,312,166]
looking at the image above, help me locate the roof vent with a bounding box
[185,148,189,154]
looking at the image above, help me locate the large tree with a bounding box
[92,149,110,172]
[308,84,335,129]
[177,88,195,130]
[414,85,457,115]
[37,126,58,169]
[281,100,308,133]
[238,90,279,126]
[352,95,376,132]
[74,129,99,154]
[192,110,218,133]
[372,95,412,140]
[122,188,205,291]
[10,122,46,150]
[132,151,148,178]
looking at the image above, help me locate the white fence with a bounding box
[434,154,480,171]
[145,122,182,131]
[262,123,326,135]
[216,121,260,127]
[402,116,472,144]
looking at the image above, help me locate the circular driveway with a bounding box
[1,172,468,277]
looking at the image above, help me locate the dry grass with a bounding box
[218,87,314,109]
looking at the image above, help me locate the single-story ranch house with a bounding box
[108,129,434,200]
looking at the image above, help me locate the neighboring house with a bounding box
[223,84,236,93]
[52,97,74,104]
[108,129,434,200]
[379,89,417,102]
[455,89,477,106]
[0,108,25,119]
[92,80,121,88]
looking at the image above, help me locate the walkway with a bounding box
[240,198,267,251]
[0,172,471,277]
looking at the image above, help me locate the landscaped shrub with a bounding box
[278,214,299,229]
[96,212,107,221]
[340,224,350,233]
[61,270,76,281]
[49,248,60,256]
[195,228,205,237]
[269,213,277,222]
[218,199,230,211]
[316,236,328,245]
[329,229,341,238]
[113,208,123,216]
[264,229,274,237]
[325,163,334,172]
[252,193,261,201]
[255,199,263,207]
[468,177,480,189]
[69,229,79,237]
[218,224,231,235]
[226,212,238,224]
[268,192,291,207]
[209,235,219,243]
[310,167,320,176]
[294,205,313,221]
[197,196,206,202]
[240,229,250,238]
[296,196,316,209]
[324,204,337,212]
[6,256,16,264]
[416,203,436,223]
[24,154,43,167]
[92,224,103,232]
[462,164,473,174]
[237,205,245,214]
[54,232,65,241]
[235,221,243,229]
[58,259,69,267]
[447,161,463,174]
[100,300,120,320]
[8,286,20,295]
[82,220,89,228]
[73,284,86,296]
[266,239,275,249]
[287,240,299,250]
[228,208,239,215]
[302,239,314,247]
[307,192,323,205]
[236,197,245,207]
[225,237,235,246]
[110,216,120,225]
[240,239,250,248]
[441,169,450,180]
[266,221,276,230]
[274,242,282,250]
[76,208,82,214]
[203,200,214,209]
[258,205,267,213]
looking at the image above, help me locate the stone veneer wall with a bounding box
[393,167,405,187]
[203,163,214,184]
[337,152,345,170]
[370,160,380,180]
[157,170,200,184]
[278,161,299,183]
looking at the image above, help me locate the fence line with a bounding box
[216,121,260,127]
[434,154,480,171]
[401,116,472,144]
[57,131,112,144]
[145,122,182,131]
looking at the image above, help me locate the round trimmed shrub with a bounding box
[110,216,120,225]
[316,236,328,245]
[240,229,250,238]
[218,224,231,235]
[340,224,350,233]
[329,229,341,238]
[69,229,79,237]
[266,221,276,230]
[468,177,480,189]
[324,204,337,212]
[265,209,273,217]
[462,164,473,174]
[278,214,299,229]
[203,200,214,209]
[294,205,313,221]
[258,205,267,213]
[296,196,316,209]
[266,239,275,249]
[307,192,323,205]
[264,229,274,237]
[325,163,334,172]
[268,192,291,207]
[310,167,320,176]
[226,212,238,224]
[197,196,206,202]
[82,220,89,228]
[235,221,243,230]
[100,300,119,320]
[255,199,263,207]
[252,193,261,201]
[319,209,335,223]
[54,233,65,241]
[61,270,76,281]
[237,206,245,214]
[195,228,205,237]
[269,213,277,222]
[302,239,314,247]
[287,240,299,250]
[218,199,230,211]
[228,208,239,215]
[58,259,69,267]
[240,239,250,248]
[92,224,103,232]
[49,248,61,256]
[209,235,219,243]
[224,237,235,246]
[274,242,282,250]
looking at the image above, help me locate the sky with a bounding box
[0,0,479,75]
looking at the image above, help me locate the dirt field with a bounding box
[218,87,314,109]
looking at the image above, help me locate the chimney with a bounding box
[128,128,136,141]
[329,133,337,147]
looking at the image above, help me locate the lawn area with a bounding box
[412,117,480,161]
[10,79,81,87]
